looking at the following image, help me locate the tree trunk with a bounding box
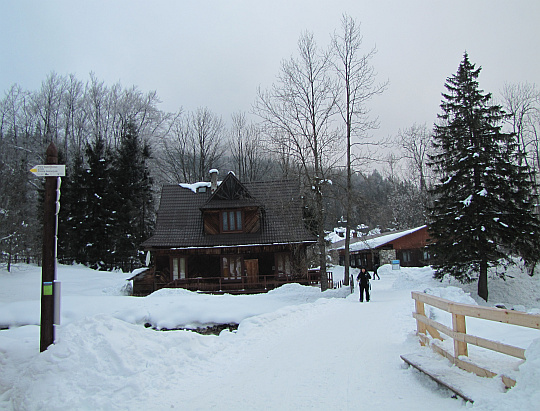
[319,237,328,291]
[7,237,12,273]
[344,120,351,287]
[344,227,350,286]
[478,259,488,302]
[316,188,328,291]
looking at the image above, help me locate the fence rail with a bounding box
[411,291,540,388]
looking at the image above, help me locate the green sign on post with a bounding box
[43,282,53,296]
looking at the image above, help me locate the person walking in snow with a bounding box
[373,264,380,280]
[356,267,371,302]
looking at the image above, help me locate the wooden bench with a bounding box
[401,352,476,403]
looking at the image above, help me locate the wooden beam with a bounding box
[414,300,427,340]
[452,313,468,357]
[418,330,517,389]
[401,354,475,403]
[412,291,540,330]
[413,313,526,360]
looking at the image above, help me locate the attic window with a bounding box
[197,186,207,193]
[221,210,243,232]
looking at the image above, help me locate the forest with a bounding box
[0,70,423,271]
[1,17,539,281]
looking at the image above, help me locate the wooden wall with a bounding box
[390,227,429,250]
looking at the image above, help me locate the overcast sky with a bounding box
[1,0,539,143]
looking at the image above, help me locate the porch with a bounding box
[131,269,320,296]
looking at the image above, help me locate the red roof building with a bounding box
[332,225,431,270]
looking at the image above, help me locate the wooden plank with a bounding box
[244,209,260,233]
[413,313,526,359]
[415,300,427,338]
[427,342,499,379]
[413,312,454,338]
[421,338,517,389]
[462,333,526,360]
[400,354,475,403]
[203,211,220,235]
[452,313,468,357]
[411,291,452,312]
[451,304,540,330]
[411,291,540,330]
[502,375,516,389]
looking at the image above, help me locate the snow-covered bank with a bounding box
[0,263,539,410]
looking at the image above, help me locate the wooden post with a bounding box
[452,313,468,357]
[415,299,427,344]
[40,143,58,352]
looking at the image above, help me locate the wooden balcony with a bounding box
[132,270,320,296]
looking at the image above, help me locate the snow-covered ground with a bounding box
[0,262,539,410]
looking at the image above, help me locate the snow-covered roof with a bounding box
[337,225,427,252]
[178,181,213,193]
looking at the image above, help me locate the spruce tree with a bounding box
[58,153,88,264]
[81,136,115,270]
[110,122,154,271]
[428,53,540,301]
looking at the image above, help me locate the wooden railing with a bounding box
[155,272,318,294]
[412,291,540,388]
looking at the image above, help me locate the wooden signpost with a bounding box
[29,164,66,177]
[34,143,64,352]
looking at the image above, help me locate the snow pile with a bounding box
[0,262,539,410]
[431,259,540,311]
[474,339,540,410]
[511,340,540,405]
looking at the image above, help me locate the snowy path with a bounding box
[129,273,464,410]
[1,267,483,410]
[3,263,539,410]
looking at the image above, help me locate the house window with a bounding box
[222,255,243,280]
[221,210,243,232]
[275,253,291,277]
[402,251,411,263]
[172,257,186,280]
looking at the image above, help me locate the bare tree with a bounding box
[254,32,340,291]
[0,84,31,142]
[62,74,85,157]
[159,112,192,183]
[229,112,272,181]
[0,85,40,270]
[84,73,109,146]
[159,108,226,183]
[190,107,226,181]
[501,82,540,215]
[331,14,387,284]
[32,72,67,145]
[501,83,540,172]
[396,123,433,191]
[382,152,402,184]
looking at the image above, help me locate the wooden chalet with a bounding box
[333,225,431,270]
[135,171,317,295]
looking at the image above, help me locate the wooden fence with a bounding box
[411,291,540,389]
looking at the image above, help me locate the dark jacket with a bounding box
[356,270,371,286]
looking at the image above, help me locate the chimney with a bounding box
[209,169,219,193]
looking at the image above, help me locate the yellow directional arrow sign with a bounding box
[30,165,66,177]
